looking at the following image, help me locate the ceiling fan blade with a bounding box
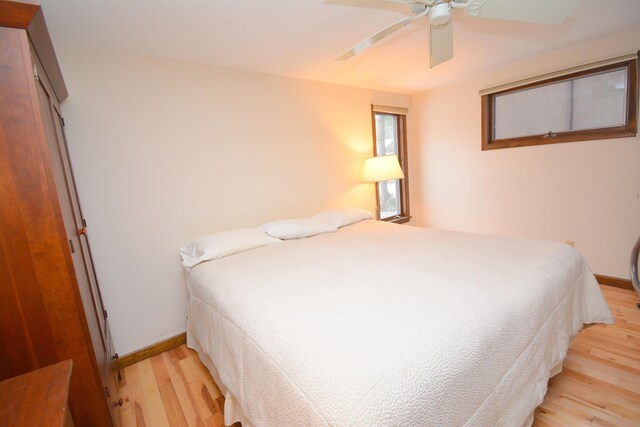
[466,0,579,25]
[430,22,453,68]
[336,9,428,61]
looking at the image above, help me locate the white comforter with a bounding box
[186,220,613,427]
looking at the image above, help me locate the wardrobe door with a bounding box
[50,103,122,424]
[34,55,120,418]
[35,66,107,373]
[52,93,110,352]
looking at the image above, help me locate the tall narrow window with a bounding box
[372,105,410,223]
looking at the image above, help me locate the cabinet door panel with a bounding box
[34,75,108,381]
[50,101,109,342]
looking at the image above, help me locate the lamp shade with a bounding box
[362,155,405,182]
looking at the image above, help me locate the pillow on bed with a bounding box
[260,217,337,240]
[314,207,374,229]
[180,228,281,269]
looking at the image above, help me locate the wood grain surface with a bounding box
[0,360,73,427]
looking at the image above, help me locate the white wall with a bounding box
[411,29,640,279]
[56,44,409,355]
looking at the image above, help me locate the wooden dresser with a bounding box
[0,360,74,427]
[0,1,120,425]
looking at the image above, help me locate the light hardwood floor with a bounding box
[120,285,639,427]
[534,285,640,426]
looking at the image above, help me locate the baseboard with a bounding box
[594,274,633,291]
[117,332,186,369]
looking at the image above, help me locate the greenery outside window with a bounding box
[372,105,410,223]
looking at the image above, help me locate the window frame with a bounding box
[481,58,638,151]
[371,107,411,224]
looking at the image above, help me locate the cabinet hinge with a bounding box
[33,64,39,81]
[61,117,66,127]
[104,309,108,318]
[82,218,87,227]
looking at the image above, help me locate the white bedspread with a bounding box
[186,220,613,427]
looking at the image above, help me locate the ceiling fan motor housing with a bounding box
[430,2,451,26]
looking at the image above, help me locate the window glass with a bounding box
[494,81,573,139]
[379,179,400,219]
[375,114,398,156]
[572,69,627,130]
[374,114,400,219]
[482,59,636,150]
[494,68,627,140]
[373,111,408,220]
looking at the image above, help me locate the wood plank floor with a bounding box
[534,285,640,427]
[120,285,639,426]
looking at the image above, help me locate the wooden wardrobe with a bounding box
[0,1,120,425]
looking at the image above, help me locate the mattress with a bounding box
[185,220,613,426]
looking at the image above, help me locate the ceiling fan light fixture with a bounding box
[429,2,451,26]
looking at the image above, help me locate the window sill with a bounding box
[482,126,636,150]
[382,215,411,224]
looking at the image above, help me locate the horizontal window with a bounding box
[482,57,637,150]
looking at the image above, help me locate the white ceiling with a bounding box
[38,0,640,94]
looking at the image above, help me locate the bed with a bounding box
[185,219,613,426]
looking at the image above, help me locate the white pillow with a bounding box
[180,228,281,269]
[314,207,374,229]
[260,217,337,240]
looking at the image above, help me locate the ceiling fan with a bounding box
[335,0,579,68]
